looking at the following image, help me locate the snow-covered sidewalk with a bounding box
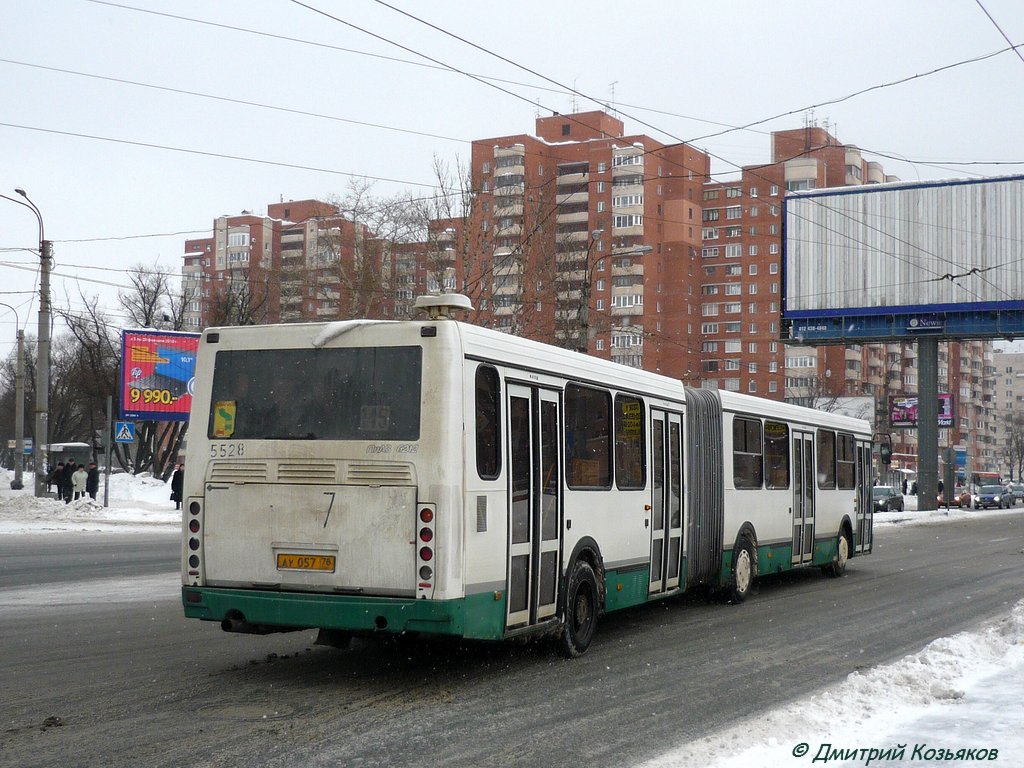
[0,468,179,534]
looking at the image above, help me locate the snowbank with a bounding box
[0,467,179,534]
[643,601,1024,767]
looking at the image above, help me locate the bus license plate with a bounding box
[276,553,336,572]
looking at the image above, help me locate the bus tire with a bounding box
[557,560,599,658]
[727,534,756,604]
[824,529,851,578]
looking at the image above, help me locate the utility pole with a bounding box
[0,300,25,489]
[35,237,52,496]
[12,329,25,489]
[13,189,51,497]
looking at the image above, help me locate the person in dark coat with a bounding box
[170,464,184,510]
[48,462,65,499]
[61,459,76,503]
[86,461,100,501]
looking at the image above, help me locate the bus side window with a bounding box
[565,384,612,489]
[475,366,501,479]
[817,429,836,489]
[836,433,855,489]
[614,395,646,490]
[764,420,789,489]
[733,417,763,489]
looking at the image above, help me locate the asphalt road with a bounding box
[0,512,1021,768]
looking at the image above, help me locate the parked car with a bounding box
[872,485,904,512]
[1005,483,1024,505]
[971,485,1011,509]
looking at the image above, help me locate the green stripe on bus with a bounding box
[182,587,508,641]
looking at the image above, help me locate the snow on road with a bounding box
[2,469,1022,765]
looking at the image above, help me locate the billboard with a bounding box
[889,394,953,429]
[121,330,200,421]
[782,175,1024,342]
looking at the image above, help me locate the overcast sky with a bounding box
[2,0,1022,362]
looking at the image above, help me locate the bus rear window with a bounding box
[207,346,421,440]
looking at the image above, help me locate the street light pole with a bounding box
[13,189,51,498]
[0,303,25,489]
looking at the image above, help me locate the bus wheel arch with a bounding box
[727,526,758,604]
[824,518,854,578]
[557,539,605,658]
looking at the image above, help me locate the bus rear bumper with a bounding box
[181,586,505,640]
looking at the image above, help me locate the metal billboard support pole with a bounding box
[917,338,939,512]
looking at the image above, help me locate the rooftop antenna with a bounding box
[609,81,619,117]
[571,78,578,113]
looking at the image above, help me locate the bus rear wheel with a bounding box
[824,530,851,578]
[557,560,599,658]
[727,534,756,604]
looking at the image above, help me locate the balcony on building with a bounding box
[556,162,589,187]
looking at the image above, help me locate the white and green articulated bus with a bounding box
[182,295,874,656]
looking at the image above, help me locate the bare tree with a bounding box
[204,269,271,327]
[1006,412,1024,482]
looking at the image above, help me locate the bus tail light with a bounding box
[416,503,436,599]
[186,499,203,580]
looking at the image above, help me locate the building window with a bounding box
[726,187,742,198]
[703,227,719,239]
[726,244,742,258]
[769,263,779,274]
[726,206,742,220]
[613,153,643,166]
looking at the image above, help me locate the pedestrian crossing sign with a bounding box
[115,421,136,443]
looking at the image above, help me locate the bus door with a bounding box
[792,430,815,566]
[855,439,873,553]
[649,410,684,594]
[506,384,561,629]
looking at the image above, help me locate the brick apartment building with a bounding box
[461,110,710,381]
[182,199,395,330]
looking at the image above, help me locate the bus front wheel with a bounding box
[558,560,599,658]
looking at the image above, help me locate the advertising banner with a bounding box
[121,330,200,421]
[889,394,954,429]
